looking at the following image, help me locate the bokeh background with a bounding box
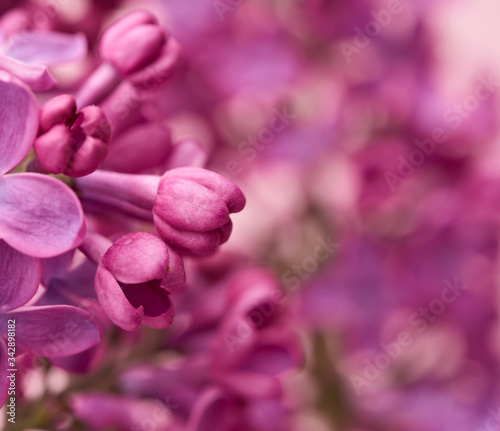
[4,0,500,429]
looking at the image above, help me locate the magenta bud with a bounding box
[34,96,111,177]
[39,94,77,134]
[78,105,112,144]
[153,168,245,256]
[99,10,168,76]
[127,38,181,88]
[95,232,186,331]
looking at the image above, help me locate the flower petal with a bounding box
[0,240,41,311]
[3,305,100,357]
[2,31,87,65]
[95,265,143,331]
[121,281,174,329]
[155,178,230,232]
[160,247,186,294]
[0,173,86,258]
[153,215,222,257]
[0,72,38,174]
[0,54,55,90]
[162,167,246,213]
[101,232,170,285]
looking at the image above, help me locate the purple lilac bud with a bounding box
[99,10,168,76]
[81,231,185,331]
[75,167,245,257]
[153,167,246,256]
[34,95,111,177]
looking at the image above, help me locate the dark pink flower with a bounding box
[153,168,246,256]
[81,231,185,331]
[34,94,110,177]
[75,167,246,256]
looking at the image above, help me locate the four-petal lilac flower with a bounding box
[80,231,186,331]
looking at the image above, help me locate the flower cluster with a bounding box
[3,0,499,430]
[0,5,283,429]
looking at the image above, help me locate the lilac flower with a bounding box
[75,167,246,256]
[0,241,100,405]
[0,73,85,258]
[99,9,168,77]
[75,9,180,108]
[153,168,246,256]
[80,231,185,331]
[0,28,87,90]
[34,94,111,177]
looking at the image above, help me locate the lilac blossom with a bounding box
[75,167,246,256]
[34,94,111,177]
[75,9,180,108]
[80,231,185,331]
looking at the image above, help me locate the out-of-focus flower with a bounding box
[116,268,301,431]
[71,392,178,431]
[0,27,86,90]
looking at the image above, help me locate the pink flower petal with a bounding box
[0,173,86,258]
[95,265,143,331]
[100,232,170,285]
[1,31,87,65]
[4,305,100,357]
[121,281,175,329]
[0,54,55,90]
[0,240,41,311]
[0,72,38,174]
[155,178,230,232]
[161,167,246,213]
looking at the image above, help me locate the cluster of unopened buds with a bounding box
[0,9,301,428]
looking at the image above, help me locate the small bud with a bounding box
[34,95,111,177]
[153,168,245,256]
[99,10,168,76]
